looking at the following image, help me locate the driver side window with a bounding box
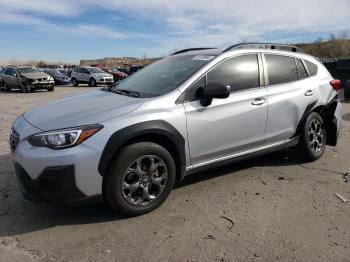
[185,54,260,102]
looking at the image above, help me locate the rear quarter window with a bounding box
[304,60,318,76]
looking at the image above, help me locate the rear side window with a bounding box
[265,55,298,85]
[296,59,308,80]
[304,60,318,76]
[207,54,260,93]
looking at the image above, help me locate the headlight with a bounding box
[28,124,103,149]
[49,76,54,81]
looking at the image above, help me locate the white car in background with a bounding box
[71,67,113,87]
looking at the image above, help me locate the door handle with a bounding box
[251,98,266,106]
[305,90,315,96]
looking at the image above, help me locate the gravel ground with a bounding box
[0,86,349,262]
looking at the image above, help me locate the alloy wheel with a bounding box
[308,119,324,153]
[121,155,168,207]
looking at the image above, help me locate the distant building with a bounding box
[80,57,161,67]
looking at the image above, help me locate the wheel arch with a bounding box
[98,120,186,182]
[294,96,339,146]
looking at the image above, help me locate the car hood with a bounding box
[93,73,112,78]
[20,72,49,79]
[24,90,143,131]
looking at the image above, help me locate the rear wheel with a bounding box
[297,112,326,161]
[104,142,176,216]
[71,78,78,87]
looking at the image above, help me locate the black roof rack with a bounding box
[223,43,305,53]
[171,48,216,55]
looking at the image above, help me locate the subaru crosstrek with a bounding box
[10,43,342,216]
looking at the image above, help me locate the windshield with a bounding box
[47,69,64,77]
[110,55,215,97]
[88,67,105,74]
[17,67,40,74]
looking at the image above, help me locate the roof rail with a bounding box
[171,48,216,55]
[223,43,305,53]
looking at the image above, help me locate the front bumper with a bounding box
[97,78,113,84]
[31,81,55,89]
[11,116,104,205]
[14,162,95,205]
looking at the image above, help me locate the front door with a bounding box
[183,54,268,168]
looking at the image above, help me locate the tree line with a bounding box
[298,31,350,58]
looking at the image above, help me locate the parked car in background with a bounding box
[101,68,128,83]
[43,68,71,85]
[0,66,54,92]
[57,69,68,76]
[116,67,129,74]
[71,67,113,87]
[128,65,143,75]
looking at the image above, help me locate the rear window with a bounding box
[304,60,318,76]
[265,54,298,85]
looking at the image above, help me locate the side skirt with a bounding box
[185,136,299,176]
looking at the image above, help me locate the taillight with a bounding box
[330,79,341,91]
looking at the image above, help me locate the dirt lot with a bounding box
[0,86,349,262]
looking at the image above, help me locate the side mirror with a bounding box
[196,83,230,106]
[13,73,17,77]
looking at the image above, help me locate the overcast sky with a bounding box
[0,0,349,63]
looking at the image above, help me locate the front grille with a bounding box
[10,128,19,153]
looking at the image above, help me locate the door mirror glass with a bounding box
[196,83,230,106]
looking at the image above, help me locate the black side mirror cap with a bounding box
[196,83,230,106]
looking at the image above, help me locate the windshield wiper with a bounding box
[109,88,140,97]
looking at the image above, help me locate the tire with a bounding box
[71,78,78,87]
[297,112,326,161]
[344,80,350,100]
[89,78,97,87]
[104,142,176,216]
[22,83,31,93]
[47,85,55,92]
[3,82,11,92]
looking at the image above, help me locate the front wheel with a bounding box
[22,83,32,93]
[104,142,176,216]
[47,85,55,92]
[71,78,78,87]
[89,78,97,87]
[297,112,326,161]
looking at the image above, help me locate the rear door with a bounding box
[263,54,317,144]
[184,54,268,167]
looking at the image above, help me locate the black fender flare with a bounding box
[98,120,186,180]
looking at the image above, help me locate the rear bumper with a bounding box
[325,98,342,146]
[14,162,101,205]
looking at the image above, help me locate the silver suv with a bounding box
[71,67,113,87]
[11,43,341,216]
